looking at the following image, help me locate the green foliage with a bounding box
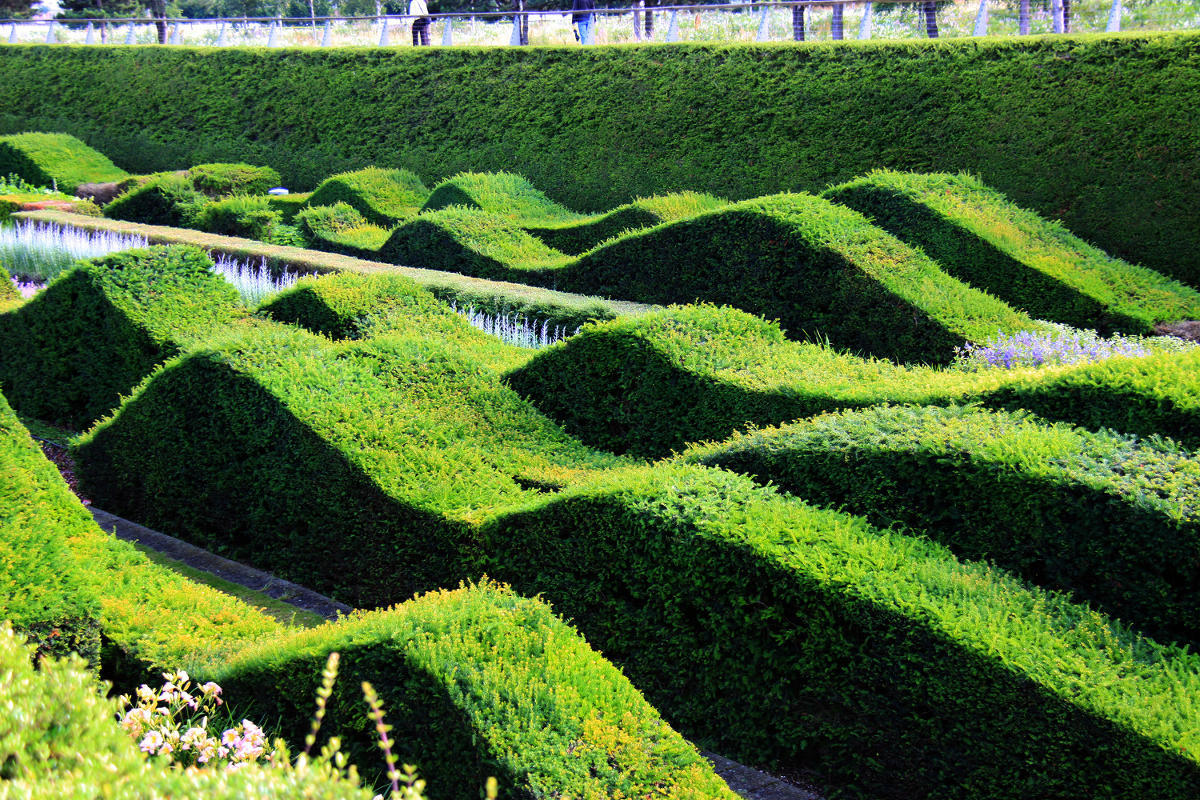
[213,582,736,800]
[506,305,1200,457]
[0,245,246,429]
[104,172,205,227]
[527,191,729,255]
[824,171,1200,333]
[0,262,17,302]
[685,404,1200,648]
[306,167,430,227]
[297,203,392,256]
[421,172,582,225]
[74,320,623,607]
[192,194,300,245]
[0,39,1195,281]
[483,463,1200,799]
[188,162,282,198]
[0,132,128,193]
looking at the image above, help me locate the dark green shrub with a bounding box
[0,132,128,193]
[104,172,205,227]
[824,172,1200,334]
[527,191,728,255]
[306,167,429,226]
[421,172,581,225]
[74,321,622,607]
[187,162,281,197]
[0,245,246,428]
[192,195,284,241]
[484,463,1200,799]
[0,263,17,302]
[506,305,1200,457]
[685,404,1200,647]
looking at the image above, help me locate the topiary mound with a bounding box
[526,191,728,255]
[103,172,204,227]
[295,202,392,256]
[0,132,129,193]
[684,403,1200,648]
[421,171,582,225]
[0,245,247,429]
[306,167,430,226]
[825,171,1200,334]
[506,305,1200,457]
[187,162,282,197]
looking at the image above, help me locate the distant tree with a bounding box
[0,0,38,19]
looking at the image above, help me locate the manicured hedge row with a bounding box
[74,320,623,607]
[2,397,732,798]
[506,305,1200,456]
[685,404,1200,647]
[0,37,1196,282]
[484,463,1200,799]
[214,582,737,800]
[527,191,728,255]
[306,167,429,226]
[0,131,128,192]
[17,208,647,331]
[824,171,1200,333]
[386,194,1046,363]
[0,245,247,429]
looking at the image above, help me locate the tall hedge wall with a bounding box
[0,36,1196,283]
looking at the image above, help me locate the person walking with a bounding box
[410,0,432,45]
[572,0,596,44]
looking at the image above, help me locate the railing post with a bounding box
[1051,0,1064,32]
[858,1,873,39]
[7,23,16,44]
[44,21,54,44]
[634,0,644,40]
[216,20,227,46]
[755,5,769,41]
[441,18,452,45]
[124,23,136,45]
[169,23,181,45]
[380,17,390,46]
[84,22,95,44]
[267,20,278,47]
[665,9,679,41]
[1105,0,1121,31]
[509,16,521,45]
[321,18,332,46]
[973,0,988,36]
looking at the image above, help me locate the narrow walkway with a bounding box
[91,505,822,800]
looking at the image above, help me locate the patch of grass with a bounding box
[0,132,128,193]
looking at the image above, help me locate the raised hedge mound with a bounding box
[0,245,247,429]
[526,191,728,255]
[74,321,622,606]
[0,132,128,193]
[305,167,430,226]
[421,172,582,225]
[1,38,1195,283]
[2,399,734,798]
[485,463,1200,799]
[825,171,1200,334]
[387,193,1045,364]
[685,404,1200,647]
[507,305,1200,457]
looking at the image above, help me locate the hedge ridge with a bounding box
[506,305,1200,456]
[0,38,1196,281]
[685,403,1200,647]
[824,171,1200,333]
[421,171,583,224]
[0,245,247,429]
[306,167,430,226]
[526,191,728,255]
[0,131,128,192]
[483,463,1200,799]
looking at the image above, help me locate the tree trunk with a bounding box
[513,0,528,44]
[1019,0,1030,34]
[792,5,805,41]
[831,3,843,39]
[1063,0,1071,32]
[645,0,654,38]
[150,0,167,43]
[923,1,938,37]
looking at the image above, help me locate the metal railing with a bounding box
[0,0,1176,48]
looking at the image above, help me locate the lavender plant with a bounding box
[209,253,300,306]
[0,220,148,281]
[953,323,1195,371]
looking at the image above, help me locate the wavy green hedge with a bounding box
[0,37,1196,282]
[485,463,1200,799]
[385,194,1045,363]
[507,305,1200,456]
[824,171,1200,333]
[306,167,429,226]
[0,245,247,429]
[526,191,728,255]
[0,132,128,192]
[421,172,582,224]
[2,397,732,799]
[74,320,623,606]
[685,404,1200,647]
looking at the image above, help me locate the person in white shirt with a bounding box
[410,0,432,45]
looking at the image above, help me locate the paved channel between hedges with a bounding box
[90,505,822,800]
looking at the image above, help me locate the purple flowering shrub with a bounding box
[953,323,1195,371]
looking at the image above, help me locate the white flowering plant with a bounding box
[118,669,270,769]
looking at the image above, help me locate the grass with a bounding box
[0,132,128,193]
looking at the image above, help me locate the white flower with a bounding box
[139,730,165,754]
